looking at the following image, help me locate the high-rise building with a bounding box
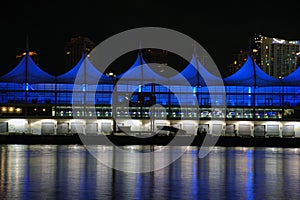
[65,36,95,70]
[227,50,249,75]
[145,49,168,64]
[254,34,300,78]
[227,50,258,76]
[143,49,169,76]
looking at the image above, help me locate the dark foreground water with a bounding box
[0,145,299,200]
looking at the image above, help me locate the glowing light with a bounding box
[193,87,197,93]
[8,107,14,112]
[248,87,251,97]
[15,108,22,113]
[273,38,286,44]
[8,119,27,126]
[1,107,7,112]
[106,72,115,77]
[17,51,37,58]
[29,52,37,56]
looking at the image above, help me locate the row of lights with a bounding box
[34,108,47,112]
[1,107,22,113]
[1,107,47,113]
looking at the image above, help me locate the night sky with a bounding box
[0,0,299,77]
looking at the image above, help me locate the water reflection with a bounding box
[0,145,299,199]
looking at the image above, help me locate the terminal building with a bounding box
[0,48,300,138]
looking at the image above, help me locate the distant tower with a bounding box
[65,36,95,70]
[227,50,249,76]
[142,49,170,75]
[145,49,168,64]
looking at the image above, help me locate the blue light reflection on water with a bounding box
[0,145,300,199]
[247,149,253,200]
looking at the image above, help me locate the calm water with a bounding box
[0,145,300,200]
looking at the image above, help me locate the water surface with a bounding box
[0,145,299,199]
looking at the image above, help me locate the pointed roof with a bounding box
[198,60,223,86]
[281,66,300,86]
[56,55,113,84]
[224,56,281,86]
[116,52,168,84]
[168,54,223,86]
[0,55,56,83]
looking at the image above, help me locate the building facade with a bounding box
[254,34,300,78]
[227,50,249,75]
[0,52,300,138]
[65,36,95,71]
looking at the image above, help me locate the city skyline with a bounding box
[1,2,300,199]
[0,1,299,76]
[2,33,300,78]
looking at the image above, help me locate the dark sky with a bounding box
[0,0,299,76]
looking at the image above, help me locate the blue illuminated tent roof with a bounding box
[0,55,56,83]
[56,55,113,84]
[116,52,168,84]
[281,65,300,86]
[168,54,223,86]
[224,56,281,86]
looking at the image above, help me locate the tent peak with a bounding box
[224,54,281,86]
